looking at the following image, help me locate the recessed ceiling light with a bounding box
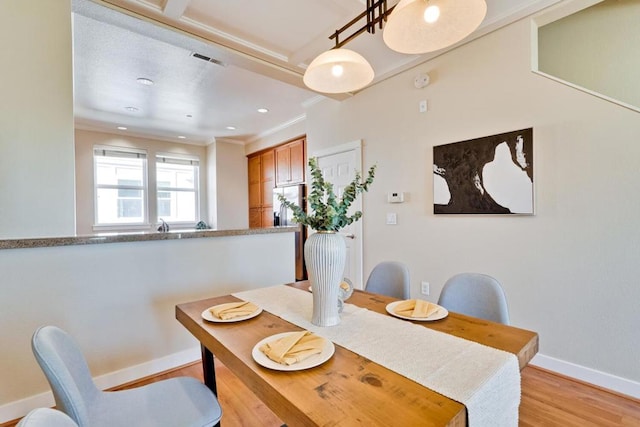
[226,126,237,130]
[136,77,154,86]
[117,126,127,130]
[178,136,186,139]
[257,108,269,113]
[125,106,139,112]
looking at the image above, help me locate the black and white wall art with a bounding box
[433,128,534,215]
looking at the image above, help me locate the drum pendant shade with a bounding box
[383,0,487,54]
[303,48,375,94]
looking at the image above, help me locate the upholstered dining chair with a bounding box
[31,326,222,427]
[437,273,510,324]
[17,408,78,427]
[365,261,411,300]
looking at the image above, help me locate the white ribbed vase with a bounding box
[305,231,346,327]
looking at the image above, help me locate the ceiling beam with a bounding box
[163,0,190,19]
[95,0,352,100]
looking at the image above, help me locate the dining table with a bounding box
[175,281,538,427]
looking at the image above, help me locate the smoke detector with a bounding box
[414,73,430,89]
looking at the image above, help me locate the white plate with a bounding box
[385,300,448,321]
[251,332,335,371]
[201,304,263,323]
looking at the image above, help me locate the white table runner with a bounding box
[234,285,520,427]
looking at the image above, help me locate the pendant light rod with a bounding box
[329,0,396,49]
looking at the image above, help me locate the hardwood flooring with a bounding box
[3,362,638,426]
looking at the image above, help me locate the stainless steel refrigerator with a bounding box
[273,184,307,281]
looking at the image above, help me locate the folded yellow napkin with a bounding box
[394,299,440,318]
[259,331,324,366]
[209,301,259,320]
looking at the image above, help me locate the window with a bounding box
[94,147,148,226]
[92,147,201,231]
[155,154,199,223]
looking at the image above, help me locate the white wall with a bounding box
[306,14,640,384]
[0,1,75,238]
[538,0,640,109]
[214,141,249,229]
[206,142,218,227]
[0,232,295,417]
[245,118,307,155]
[75,129,208,234]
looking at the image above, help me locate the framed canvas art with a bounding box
[433,128,533,214]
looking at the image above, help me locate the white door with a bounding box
[313,141,364,289]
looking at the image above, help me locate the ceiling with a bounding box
[73,0,561,146]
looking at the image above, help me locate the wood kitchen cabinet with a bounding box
[248,136,305,228]
[248,150,275,228]
[248,207,262,228]
[261,150,274,206]
[248,156,261,209]
[275,137,305,187]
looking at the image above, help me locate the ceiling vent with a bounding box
[191,52,226,67]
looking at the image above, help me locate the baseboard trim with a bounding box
[0,347,201,424]
[531,353,640,400]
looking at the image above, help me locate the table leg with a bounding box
[201,344,218,395]
[201,345,221,427]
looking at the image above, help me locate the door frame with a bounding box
[311,140,364,288]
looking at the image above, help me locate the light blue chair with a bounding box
[365,261,411,299]
[17,408,78,427]
[437,273,510,324]
[31,326,222,427]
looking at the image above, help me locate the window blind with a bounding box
[94,147,147,159]
[156,155,199,166]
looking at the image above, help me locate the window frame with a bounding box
[155,153,201,227]
[92,146,149,232]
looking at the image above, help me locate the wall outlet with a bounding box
[421,281,430,295]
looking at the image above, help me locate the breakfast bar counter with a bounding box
[0,226,298,250]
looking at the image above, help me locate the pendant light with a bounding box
[302,0,487,94]
[303,48,375,94]
[303,0,387,94]
[383,0,487,54]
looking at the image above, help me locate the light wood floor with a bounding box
[4,362,639,426]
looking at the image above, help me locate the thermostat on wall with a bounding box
[387,192,405,203]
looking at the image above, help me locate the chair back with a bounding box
[437,273,510,324]
[17,408,78,427]
[365,261,410,299]
[31,326,99,426]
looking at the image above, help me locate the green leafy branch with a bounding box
[278,157,376,232]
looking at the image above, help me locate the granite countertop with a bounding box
[0,226,299,250]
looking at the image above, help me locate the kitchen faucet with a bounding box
[157,218,170,232]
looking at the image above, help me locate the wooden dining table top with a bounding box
[175,281,538,427]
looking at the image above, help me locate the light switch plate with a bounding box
[386,213,397,225]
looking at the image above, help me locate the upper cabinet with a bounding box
[248,155,262,209]
[275,137,305,187]
[261,150,275,206]
[247,136,306,228]
[247,150,276,228]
